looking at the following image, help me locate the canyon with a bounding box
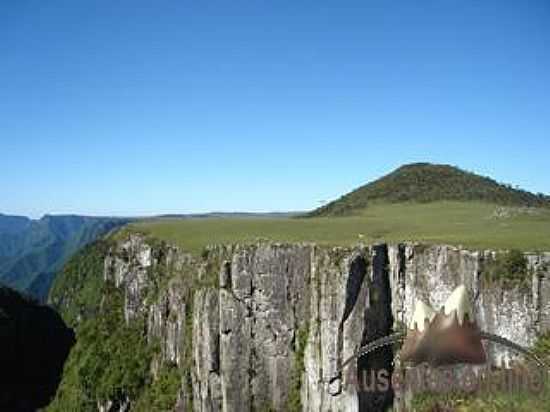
[47,233,550,411]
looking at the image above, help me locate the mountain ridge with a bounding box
[0,214,130,300]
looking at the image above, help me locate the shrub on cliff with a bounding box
[482,249,529,287]
[47,283,153,411]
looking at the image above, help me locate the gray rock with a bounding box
[99,234,550,411]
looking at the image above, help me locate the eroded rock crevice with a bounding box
[358,245,394,412]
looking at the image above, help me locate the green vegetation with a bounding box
[181,291,195,412]
[47,233,190,411]
[411,385,550,412]
[133,364,182,412]
[133,201,550,254]
[481,249,530,288]
[411,332,550,411]
[287,322,309,411]
[310,163,550,217]
[48,238,113,327]
[47,283,154,411]
[534,332,550,364]
[258,403,277,412]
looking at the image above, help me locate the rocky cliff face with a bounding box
[55,234,550,412]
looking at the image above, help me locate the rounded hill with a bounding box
[309,163,550,217]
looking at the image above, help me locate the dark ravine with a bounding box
[46,233,550,411]
[0,286,75,411]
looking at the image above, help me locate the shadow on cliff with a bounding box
[358,245,394,412]
[0,286,75,411]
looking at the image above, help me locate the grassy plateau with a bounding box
[131,201,550,255]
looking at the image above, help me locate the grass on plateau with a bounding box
[131,201,550,255]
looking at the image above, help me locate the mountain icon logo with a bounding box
[334,284,548,381]
[401,285,486,367]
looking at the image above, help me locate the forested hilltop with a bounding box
[309,163,550,217]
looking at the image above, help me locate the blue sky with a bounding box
[1,1,549,218]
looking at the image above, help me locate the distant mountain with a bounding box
[309,163,550,217]
[0,214,130,300]
[154,211,300,219]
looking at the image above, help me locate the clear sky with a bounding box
[1,1,549,218]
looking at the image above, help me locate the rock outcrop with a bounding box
[59,234,550,411]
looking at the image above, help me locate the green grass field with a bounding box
[131,201,550,255]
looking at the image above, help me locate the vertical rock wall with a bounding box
[102,235,550,412]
